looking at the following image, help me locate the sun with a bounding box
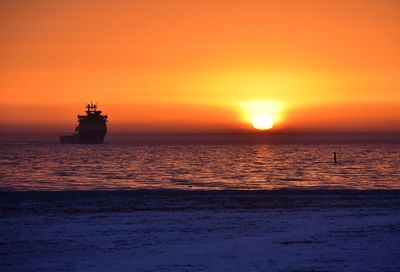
[240,100,284,130]
[252,114,274,130]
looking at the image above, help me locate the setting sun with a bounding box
[252,114,274,130]
[240,100,284,130]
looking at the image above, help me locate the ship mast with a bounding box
[86,102,97,114]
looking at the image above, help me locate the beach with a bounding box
[1,190,400,272]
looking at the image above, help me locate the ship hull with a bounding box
[60,132,106,144]
[60,135,78,144]
[77,131,106,144]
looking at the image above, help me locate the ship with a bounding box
[60,103,108,144]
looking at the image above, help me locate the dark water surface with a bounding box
[1,143,399,191]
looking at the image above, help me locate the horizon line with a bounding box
[1,131,399,144]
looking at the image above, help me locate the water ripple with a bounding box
[0,143,399,191]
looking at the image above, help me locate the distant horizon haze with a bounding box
[1,102,399,133]
[1,131,399,144]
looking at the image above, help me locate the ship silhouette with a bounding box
[60,103,108,144]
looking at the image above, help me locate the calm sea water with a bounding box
[0,143,399,191]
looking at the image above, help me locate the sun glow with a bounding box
[241,100,284,130]
[252,114,274,130]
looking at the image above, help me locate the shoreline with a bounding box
[2,189,400,215]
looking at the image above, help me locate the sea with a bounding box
[1,143,399,191]
[2,142,400,272]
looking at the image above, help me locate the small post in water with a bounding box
[333,152,337,164]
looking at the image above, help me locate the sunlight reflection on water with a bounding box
[1,144,399,190]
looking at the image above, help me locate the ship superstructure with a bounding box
[60,103,108,144]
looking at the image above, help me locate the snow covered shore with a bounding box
[1,190,400,271]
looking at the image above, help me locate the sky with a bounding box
[1,0,399,133]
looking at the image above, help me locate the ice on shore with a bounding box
[1,191,400,272]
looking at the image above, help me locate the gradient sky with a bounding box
[1,0,399,133]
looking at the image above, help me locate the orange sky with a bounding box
[1,0,399,133]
